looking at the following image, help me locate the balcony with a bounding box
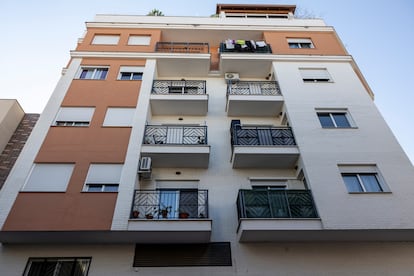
[150,80,208,115]
[237,189,322,242]
[220,40,273,78]
[128,189,211,243]
[141,125,210,168]
[226,81,283,116]
[154,42,211,77]
[230,122,299,168]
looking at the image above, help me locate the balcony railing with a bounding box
[227,81,281,96]
[143,125,208,145]
[237,189,318,219]
[231,125,296,146]
[155,42,210,53]
[220,41,272,54]
[152,80,207,95]
[131,190,209,219]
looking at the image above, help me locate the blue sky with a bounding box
[1,0,413,164]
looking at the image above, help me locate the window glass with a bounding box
[318,113,335,128]
[342,175,363,192]
[360,174,382,192]
[103,184,119,192]
[332,113,351,127]
[79,68,108,80]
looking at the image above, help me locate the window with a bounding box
[23,257,91,276]
[23,164,74,192]
[54,107,95,127]
[342,173,383,192]
[78,67,108,80]
[300,68,332,82]
[128,35,151,45]
[91,34,120,45]
[339,165,389,193]
[103,108,135,127]
[117,66,144,80]
[317,112,352,128]
[288,38,314,49]
[84,164,123,192]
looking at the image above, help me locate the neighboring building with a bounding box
[0,100,39,189]
[1,4,414,275]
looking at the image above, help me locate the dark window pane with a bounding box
[332,113,351,127]
[343,175,363,192]
[98,69,108,80]
[103,185,119,192]
[360,174,382,192]
[120,72,132,80]
[87,184,102,192]
[318,113,335,128]
[132,73,143,80]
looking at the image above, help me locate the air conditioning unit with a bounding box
[139,157,152,171]
[138,157,152,180]
[224,72,240,81]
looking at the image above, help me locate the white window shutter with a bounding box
[85,164,123,184]
[300,68,331,81]
[92,35,120,45]
[128,35,151,45]
[103,108,135,127]
[119,66,144,73]
[288,38,313,44]
[55,107,95,123]
[23,164,74,191]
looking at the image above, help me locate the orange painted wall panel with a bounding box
[76,28,161,52]
[264,31,347,55]
[2,192,117,231]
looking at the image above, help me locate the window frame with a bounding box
[316,109,356,129]
[117,66,144,81]
[287,38,315,49]
[85,183,119,192]
[83,164,123,192]
[53,107,95,127]
[127,35,151,46]
[23,257,91,276]
[77,67,109,80]
[338,164,390,193]
[22,163,75,192]
[91,34,120,45]
[300,68,332,83]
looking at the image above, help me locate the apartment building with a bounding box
[1,4,414,275]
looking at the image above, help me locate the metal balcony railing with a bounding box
[231,125,296,146]
[131,190,209,219]
[155,42,210,53]
[227,81,281,96]
[237,189,318,219]
[152,80,207,95]
[143,125,208,145]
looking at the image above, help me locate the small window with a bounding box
[342,173,383,193]
[288,38,314,49]
[54,107,95,127]
[85,184,119,192]
[84,164,122,192]
[338,164,389,193]
[103,108,135,127]
[91,35,120,45]
[117,66,144,80]
[78,67,108,80]
[23,257,91,276]
[317,112,352,128]
[300,68,332,83]
[23,164,74,192]
[128,35,151,45]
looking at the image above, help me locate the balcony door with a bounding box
[159,189,198,219]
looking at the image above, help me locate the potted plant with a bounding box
[179,211,190,219]
[156,205,172,219]
[132,210,140,218]
[145,213,154,219]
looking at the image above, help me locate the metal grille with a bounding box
[143,125,207,145]
[155,42,210,53]
[232,126,295,146]
[152,80,206,95]
[131,190,208,219]
[237,190,318,219]
[227,81,281,96]
[133,243,232,267]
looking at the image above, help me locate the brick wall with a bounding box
[0,114,39,189]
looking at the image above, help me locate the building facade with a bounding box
[1,4,414,275]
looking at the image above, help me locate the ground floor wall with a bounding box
[2,242,414,275]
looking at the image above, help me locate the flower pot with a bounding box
[132,211,140,218]
[161,210,168,218]
[145,214,154,219]
[179,212,189,219]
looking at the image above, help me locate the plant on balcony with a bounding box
[132,210,140,218]
[156,205,172,218]
[178,211,190,219]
